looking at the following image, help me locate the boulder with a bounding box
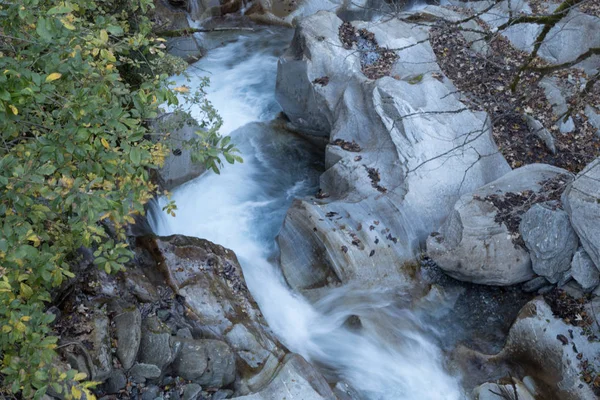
[172,338,236,388]
[138,316,174,372]
[472,379,536,400]
[471,1,600,75]
[167,36,204,64]
[114,308,142,370]
[129,363,162,383]
[234,354,337,400]
[136,235,285,394]
[276,10,510,291]
[491,298,600,399]
[519,202,579,283]
[428,164,572,285]
[153,112,206,191]
[563,158,600,270]
[571,247,600,292]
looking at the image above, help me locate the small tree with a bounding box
[0,0,239,397]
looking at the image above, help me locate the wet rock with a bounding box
[234,354,337,400]
[562,158,600,270]
[138,316,173,371]
[114,308,142,370]
[182,384,202,400]
[129,363,162,383]
[473,379,535,400]
[225,324,270,369]
[153,112,206,191]
[428,164,572,285]
[103,370,127,394]
[277,11,509,291]
[171,338,235,388]
[167,36,204,64]
[519,202,579,283]
[487,298,600,399]
[137,235,285,393]
[571,247,599,292]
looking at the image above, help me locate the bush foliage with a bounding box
[0,0,239,397]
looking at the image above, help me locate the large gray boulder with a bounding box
[234,354,337,400]
[427,164,573,285]
[563,158,600,271]
[276,11,510,291]
[492,298,600,399]
[137,235,285,394]
[153,112,206,191]
[465,0,600,74]
[519,202,579,283]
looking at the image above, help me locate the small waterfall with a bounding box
[149,26,464,400]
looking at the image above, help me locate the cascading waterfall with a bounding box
[149,26,464,400]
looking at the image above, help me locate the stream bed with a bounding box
[149,26,467,400]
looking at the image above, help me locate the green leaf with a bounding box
[130,147,142,165]
[106,25,124,36]
[47,5,74,14]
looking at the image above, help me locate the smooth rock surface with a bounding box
[519,202,578,283]
[129,363,162,381]
[473,379,536,400]
[563,158,600,270]
[153,112,206,191]
[276,11,510,291]
[571,247,600,292]
[428,164,571,285]
[491,298,600,399]
[114,308,142,370]
[138,317,174,371]
[234,354,337,400]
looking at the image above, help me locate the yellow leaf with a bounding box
[71,385,82,400]
[26,231,40,247]
[92,48,100,57]
[100,29,108,44]
[46,73,62,82]
[9,105,18,115]
[20,316,31,322]
[173,86,190,94]
[61,17,76,30]
[15,321,26,333]
[73,372,87,381]
[2,325,12,333]
[101,138,109,149]
[20,283,33,299]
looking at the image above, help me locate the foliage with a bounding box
[0,0,240,397]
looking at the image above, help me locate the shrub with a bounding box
[0,0,240,397]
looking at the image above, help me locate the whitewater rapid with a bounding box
[149,27,464,400]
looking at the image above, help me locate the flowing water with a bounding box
[149,26,465,400]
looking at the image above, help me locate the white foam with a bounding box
[150,28,464,400]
